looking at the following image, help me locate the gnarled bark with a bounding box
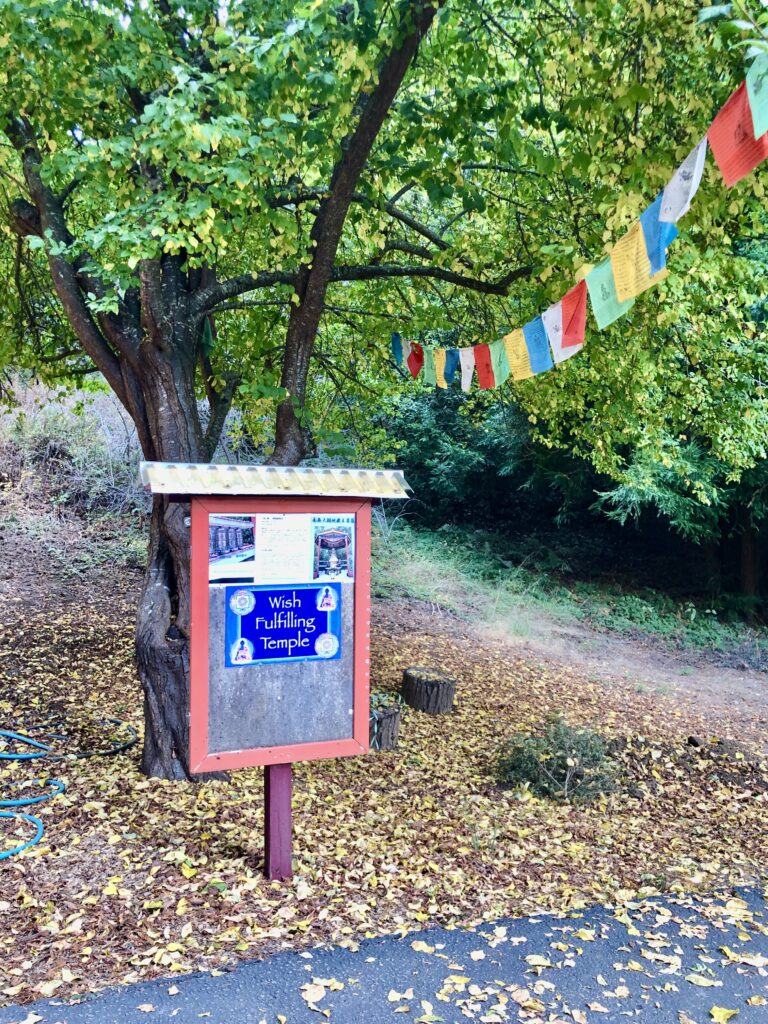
[131,343,208,780]
[136,497,191,778]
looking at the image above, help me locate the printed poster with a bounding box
[253,513,313,584]
[209,511,357,588]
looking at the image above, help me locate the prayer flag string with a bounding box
[390,63,766,393]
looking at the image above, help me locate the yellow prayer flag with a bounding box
[611,221,669,303]
[434,348,448,388]
[503,328,533,380]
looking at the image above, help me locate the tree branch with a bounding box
[192,269,297,317]
[7,136,130,407]
[203,372,238,459]
[332,261,532,294]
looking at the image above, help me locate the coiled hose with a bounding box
[0,719,137,860]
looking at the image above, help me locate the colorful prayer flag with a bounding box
[561,280,587,348]
[434,348,448,388]
[489,338,510,386]
[708,81,768,188]
[391,332,403,366]
[444,349,460,385]
[586,259,635,330]
[746,53,768,139]
[407,341,424,379]
[659,138,708,223]
[639,194,679,275]
[541,301,563,352]
[459,349,475,391]
[503,328,533,380]
[422,347,437,386]
[522,317,554,375]
[611,221,669,304]
[543,298,583,364]
[474,344,495,389]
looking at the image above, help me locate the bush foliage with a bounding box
[496,717,616,804]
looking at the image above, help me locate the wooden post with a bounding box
[264,763,293,880]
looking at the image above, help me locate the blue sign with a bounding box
[224,583,342,667]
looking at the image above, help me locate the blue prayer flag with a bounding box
[391,332,403,365]
[444,349,460,384]
[639,194,679,276]
[522,317,554,375]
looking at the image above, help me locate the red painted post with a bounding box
[264,763,293,880]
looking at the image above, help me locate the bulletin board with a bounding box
[189,496,371,772]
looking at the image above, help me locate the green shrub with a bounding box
[496,717,615,804]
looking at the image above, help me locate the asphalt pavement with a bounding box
[1,887,766,1024]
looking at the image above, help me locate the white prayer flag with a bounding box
[459,348,475,392]
[401,339,412,363]
[659,138,708,223]
[543,300,582,364]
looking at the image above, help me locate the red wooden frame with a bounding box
[189,496,371,773]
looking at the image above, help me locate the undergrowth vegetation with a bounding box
[0,384,147,575]
[372,521,768,667]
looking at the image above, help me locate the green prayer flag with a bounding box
[746,53,768,139]
[585,259,635,331]
[489,338,510,385]
[422,347,437,386]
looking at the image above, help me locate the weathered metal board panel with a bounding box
[206,581,355,752]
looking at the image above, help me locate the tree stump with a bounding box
[369,706,401,751]
[401,666,456,715]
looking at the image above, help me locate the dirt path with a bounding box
[514,616,767,732]
[380,596,767,750]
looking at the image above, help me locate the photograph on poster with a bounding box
[209,514,256,582]
[312,514,355,581]
[224,582,343,666]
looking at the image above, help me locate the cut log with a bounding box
[401,666,456,715]
[369,706,401,751]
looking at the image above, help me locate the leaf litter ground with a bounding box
[0,557,766,1009]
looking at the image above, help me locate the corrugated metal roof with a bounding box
[139,461,411,499]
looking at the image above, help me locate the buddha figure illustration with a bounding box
[317,586,336,611]
[232,638,253,663]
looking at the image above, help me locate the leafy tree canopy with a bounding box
[0,0,766,480]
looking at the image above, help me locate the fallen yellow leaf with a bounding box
[301,983,326,1004]
[709,1008,738,1023]
[411,939,435,954]
[685,974,722,988]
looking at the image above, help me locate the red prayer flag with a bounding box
[473,344,496,389]
[407,341,424,379]
[561,279,587,348]
[708,81,768,188]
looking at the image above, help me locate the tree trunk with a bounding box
[703,538,722,599]
[738,505,759,600]
[136,497,192,778]
[132,341,208,780]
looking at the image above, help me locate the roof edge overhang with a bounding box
[139,461,411,500]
